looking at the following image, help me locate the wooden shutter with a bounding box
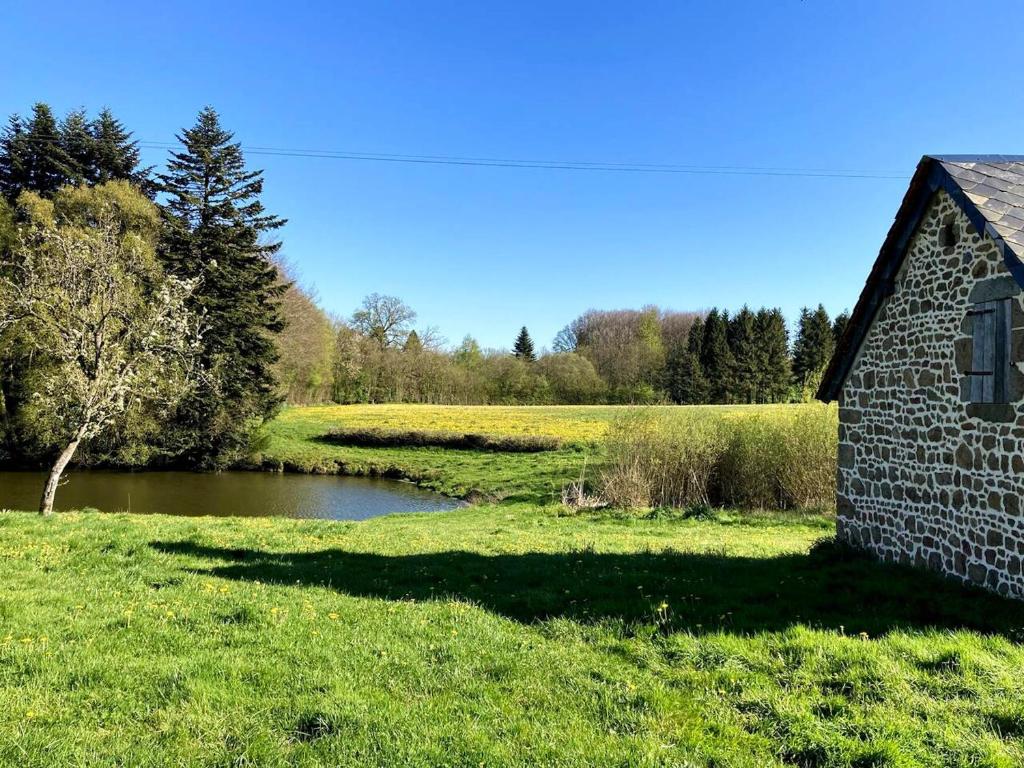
[994,298,1011,403]
[969,299,1011,404]
[971,302,994,402]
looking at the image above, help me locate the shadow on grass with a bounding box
[150,539,1024,636]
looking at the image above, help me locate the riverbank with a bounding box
[4,504,1023,766]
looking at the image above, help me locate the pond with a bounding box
[0,470,465,520]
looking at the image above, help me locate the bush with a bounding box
[598,405,837,511]
[321,427,562,453]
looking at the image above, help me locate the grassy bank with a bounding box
[255,403,837,506]
[3,506,1024,766]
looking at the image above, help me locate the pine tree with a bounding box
[792,304,835,388]
[727,306,758,403]
[700,309,735,403]
[158,106,287,465]
[90,108,149,190]
[755,308,792,402]
[513,326,536,362]
[403,329,423,353]
[831,310,850,344]
[0,104,78,200]
[59,108,93,185]
[666,318,708,404]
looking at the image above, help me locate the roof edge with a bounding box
[816,156,1024,402]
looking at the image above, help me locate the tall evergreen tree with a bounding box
[0,104,78,200]
[90,108,149,190]
[667,317,708,404]
[513,326,536,362]
[59,108,93,186]
[700,309,735,403]
[792,304,835,387]
[755,308,792,402]
[403,329,423,353]
[158,106,287,465]
[831,310,850,344]
[727,306,759,403]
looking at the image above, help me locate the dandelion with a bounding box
[328,612,339,620]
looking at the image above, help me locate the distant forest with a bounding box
[0,102,845,472]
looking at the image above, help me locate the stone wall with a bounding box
[838,189,1024,597]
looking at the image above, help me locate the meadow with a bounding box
[3,403,1024,766]
[254,403,837,507]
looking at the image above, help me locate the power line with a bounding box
[11,133,910,179]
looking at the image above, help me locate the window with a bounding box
[939,220,960,247]
[968,298,1011,403]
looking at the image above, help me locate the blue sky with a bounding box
[3,1,1023,349]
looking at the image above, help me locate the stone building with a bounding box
[818,155,1024,597]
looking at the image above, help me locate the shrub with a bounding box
[320,427,562,453]
[598,404,837,511]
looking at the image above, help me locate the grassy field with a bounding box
[3,403,1024,766]
[4,505,1024,767]
[255,403,829,504]
[255,404,620,502]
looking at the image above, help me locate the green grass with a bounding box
[4,404,1023,765]
[254,404,606,502]
[254,403,832,504]
[2,506,1024,766]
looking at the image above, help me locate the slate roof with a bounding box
[818,155,1024,402]
[936,156,1024,260]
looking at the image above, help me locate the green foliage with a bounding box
[0,104,146,201]
[727,306,758,403]
[600,405,837,510]
[0,182,198,499]
[158,107,286,466]
[403,329,423,353]
[273,261,336,405]
[793,304,836,389]
[512,326,535,362]
[534,352,606,404]
[0,104,76,199]
[700,309,735,403]
[832,309,850,342]
[755,307,792,402]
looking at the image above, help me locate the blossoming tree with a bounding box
[0,182,201,514]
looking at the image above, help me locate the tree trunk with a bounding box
[39,433,83,516]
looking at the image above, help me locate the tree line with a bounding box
[282,293,847,407]
[0,102,849,490]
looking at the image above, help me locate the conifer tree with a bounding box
[792,304,835,388]
[727,306,759,403]
[831,310,850,344]
[403,329,423,353]
[755,307,792,402]
[0,104,78,200]
[513,326,536,362]
[59,108,93,186]
[158,106,287,465]
[700,309,735,403]
[90,108,148,190]
[666,317,708,404]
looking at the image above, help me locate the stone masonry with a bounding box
[837,189,1024,597]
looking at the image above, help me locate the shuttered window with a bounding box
[968,298,1011,403]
